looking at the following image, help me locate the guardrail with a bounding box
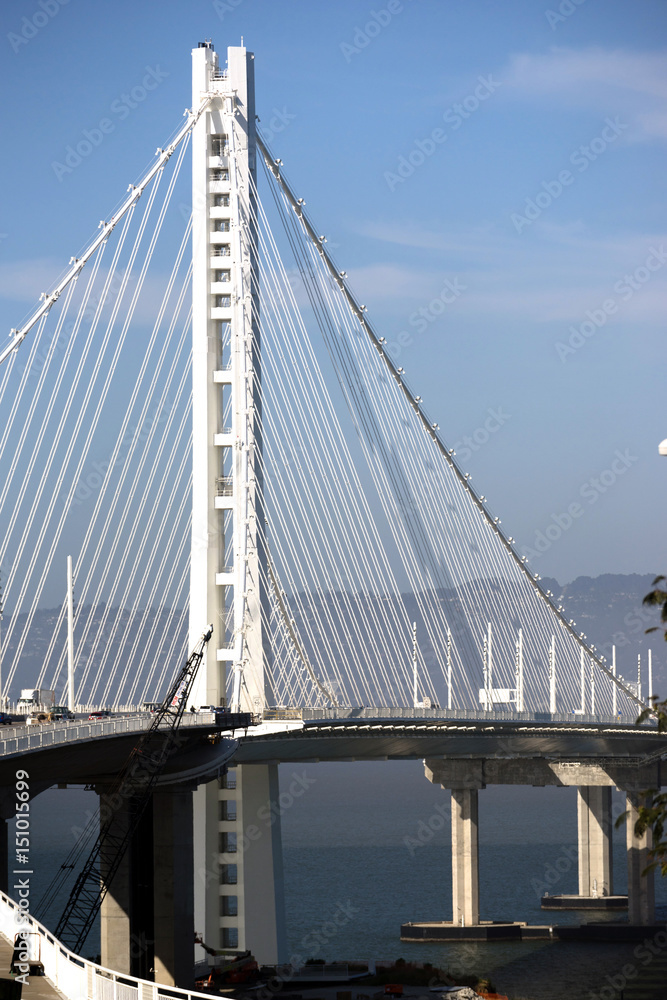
[0,713,220,759]
[299,705,652,727]
[0,889,223,1000]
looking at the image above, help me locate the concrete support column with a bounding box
[153,788,194,988]
[235,764,287,963]
[100,794,132,974]
[626,792,655,925]
[451,788,479,927]
[577,786,613,897]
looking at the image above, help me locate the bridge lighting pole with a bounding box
[447,627,452,710]
[189,41,285,966]
[612,645,617,717]
[412,622,418,708]
[648,649,653,701]
[515,628,524,712]
[67,556,75,712]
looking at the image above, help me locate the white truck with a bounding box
[17,688,56,715]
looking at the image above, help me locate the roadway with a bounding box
[0,714,239,814]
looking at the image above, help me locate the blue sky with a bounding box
[0,0,665,586]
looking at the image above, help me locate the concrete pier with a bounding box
[626,791,655,925]
[100,794,132,974]
[423,756,659,931]
[153,788,194,987]
[451,788,479,926]
[425,760,482,926]
[577,786,613,897]
[100,786,196,986]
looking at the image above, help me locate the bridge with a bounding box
[0,37,663,992]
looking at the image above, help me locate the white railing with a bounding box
[0,713,218,758]
[0,890,220,1000]
[300,705,649,726]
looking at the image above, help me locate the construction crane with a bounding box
[54,625,215,953]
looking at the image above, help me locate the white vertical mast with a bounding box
[580,647,586,713]
[516,627,524,712]
[549,634,556,714]
[637,653,642,704]
[189,42,270,714]
[67,555,75,712]
[412,621,418,708]
[648,648,653,702]
[612,644,617,718]
[447,627,452,710]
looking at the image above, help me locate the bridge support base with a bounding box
[577,786,613,897]
[99,788,195,985]
[100,795,133,975]
[451,788,480,927]
[153,789,194,987]
[626,792,655,925]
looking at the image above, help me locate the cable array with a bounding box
[0,117,646,719]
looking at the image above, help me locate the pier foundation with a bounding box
[626,792,655,925]
[451,787,480,926]
[153,788,194,987]
[100,794,132,975]
[99,786,195,984]
[577,786,613,897]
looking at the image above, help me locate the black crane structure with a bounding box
[51,624,227,954]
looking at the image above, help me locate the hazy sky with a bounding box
[0,0,665,585]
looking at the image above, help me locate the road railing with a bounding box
[0,712,218,759]
[0,889,226,1000]
[299,705,654,727]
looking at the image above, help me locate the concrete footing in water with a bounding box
[541,893,628,910]
[400,920,667,942]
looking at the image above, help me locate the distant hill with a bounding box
[541,573,665,692]
[2,573,663,705]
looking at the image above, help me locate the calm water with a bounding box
[19,761,667,1000]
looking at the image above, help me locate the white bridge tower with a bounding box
[190,41,285,964]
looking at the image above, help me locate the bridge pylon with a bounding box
[189,41,286,965]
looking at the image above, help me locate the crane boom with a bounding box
[55,625,214,953]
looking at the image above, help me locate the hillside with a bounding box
[1,573,664,706]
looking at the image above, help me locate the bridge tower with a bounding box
[190,42,286,963]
